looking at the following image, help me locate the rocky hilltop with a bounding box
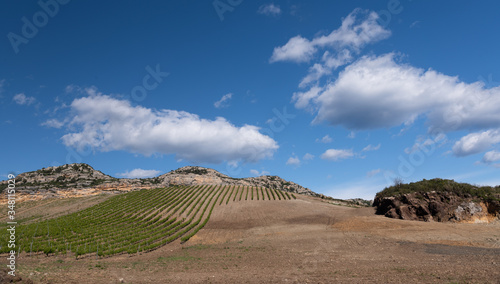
[0,164,318,199]
[157,166,318,196]
[373,179,500,223]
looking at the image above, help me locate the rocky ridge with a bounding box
[0,164,318,200]
[158,166,318,196]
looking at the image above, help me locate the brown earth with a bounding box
[9,194,500,283]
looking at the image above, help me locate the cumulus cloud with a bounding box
[299,50,353,88]
[405,134,447,154]
[42,118,65,129]
[271,8,390,87]
[13,93,36,105]
[270,9,389,64]
[362,144,380,152]
[303,153,315,160]
[60,93,278,164]
[292,86,322,111]
[214,93,233,108]
[452,129,500,157]
[257,3,281,16]
[316,135,333,143]
[270,35,317,63]
[320,149,354,161]
[482,150,500,163]
[292,53,500,133]
[286,156,300,166]
[118,168,161,179]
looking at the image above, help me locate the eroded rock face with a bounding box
[373,191,500,222]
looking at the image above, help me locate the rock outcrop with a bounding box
[156,166,318,196]
[374,190,500,223]
[0,164,318,200]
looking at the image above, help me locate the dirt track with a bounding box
[13,194,500,283]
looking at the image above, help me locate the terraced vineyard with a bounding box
[0,185,294,258]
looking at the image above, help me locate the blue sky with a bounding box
[1,1,500,199]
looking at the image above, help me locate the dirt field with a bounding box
[11,194,500,283]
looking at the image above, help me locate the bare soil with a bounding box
[10,194,500,283]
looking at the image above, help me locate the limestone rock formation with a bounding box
[0,164,318,198]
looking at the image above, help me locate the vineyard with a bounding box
[0,185,294,259]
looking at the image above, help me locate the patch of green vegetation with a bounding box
[94,262,107,270]
[175,168,208,175]
[376,178,500,201]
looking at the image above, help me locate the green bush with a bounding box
[375,178,500,201]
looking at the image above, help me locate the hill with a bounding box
[373,178,500,222]
[1,183,499,283]
[0,164,318,201]
[157,166,317,196]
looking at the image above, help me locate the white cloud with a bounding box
[303,153,315,160]
[366,169,381,178]
[293,53,500,132]
[452,129,500,157]
[13,93,36,105]
[292,86,322,111]
[214,93,233,108]
[320,149,354,161]
[299,50,353,88]
[257,3,281,16]
[405,134,446,154]
[42,119,65,129]
[118,168,161,179]
[482,150,500,163]
[270,35,316,63]
[362,144,380,152]
[250,169,270,176]
[270,8,390,77]
[60,93,278,164]
[316,135,332,143]
[286,156,300,166]
[347,131,356,139]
